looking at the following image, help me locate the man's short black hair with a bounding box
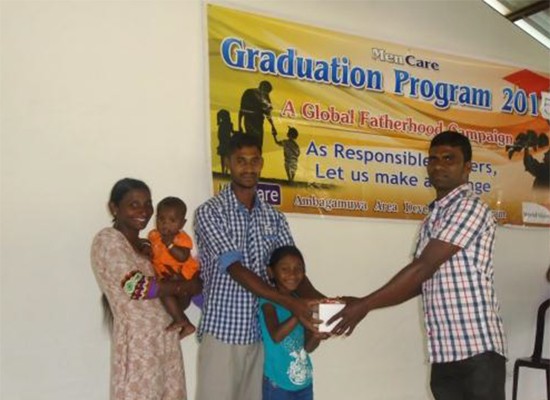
[430,130,472,162]
[227,133,262,156]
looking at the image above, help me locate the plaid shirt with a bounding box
[194,184,294,344]
[415,184,506,363]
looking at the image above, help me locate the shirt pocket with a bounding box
[261,234,279,255]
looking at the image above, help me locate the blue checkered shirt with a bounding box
[415,184,506,363]
[194,184,294,344]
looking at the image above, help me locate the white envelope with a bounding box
[317,303,345,332]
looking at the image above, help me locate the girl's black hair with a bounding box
[109,178,150,206]
[269,245,305,270]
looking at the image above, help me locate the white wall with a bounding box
[1,1,549,399]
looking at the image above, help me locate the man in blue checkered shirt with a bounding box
[330,131,506,400]
[194,133,323,400]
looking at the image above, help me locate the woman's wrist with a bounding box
[147,279,159,298]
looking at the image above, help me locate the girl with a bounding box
[148,196,202,339]
[259,245,328,400]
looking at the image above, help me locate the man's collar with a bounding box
[224,184,261,211]
[430,183,471,210]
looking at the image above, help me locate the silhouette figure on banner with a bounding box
[216,109,236,175]
[238,80,277,150]
[506,130,549,190]
[273,127,300,184]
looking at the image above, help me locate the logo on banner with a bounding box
[540,92,550,120]
[257,183,282,206]
[371,48,440,71]
[522,202,550,225]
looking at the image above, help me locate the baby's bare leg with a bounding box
[176,293,195,339]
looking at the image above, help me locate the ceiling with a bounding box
[483,0,550,48]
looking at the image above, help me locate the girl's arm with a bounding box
[304,330,320,353]
[262,302,300,343]
[304,330,329,353]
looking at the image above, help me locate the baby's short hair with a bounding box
[157,196,187,217]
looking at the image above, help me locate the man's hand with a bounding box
[337,296,360,304]
[328,297,369,337]
[288,297,322,332]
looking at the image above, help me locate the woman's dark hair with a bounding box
[430,130,472,162]
[269,245,305,270]
[109,178,150,206]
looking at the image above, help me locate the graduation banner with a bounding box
[206,4,550,227]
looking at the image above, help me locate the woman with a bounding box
[91,178,197,400]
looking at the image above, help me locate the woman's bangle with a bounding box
[168,242,174,250]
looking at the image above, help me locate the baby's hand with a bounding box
[166,319,196,340]
[160,234,176,248]
[161,264,184,281]
[138,239,152,258]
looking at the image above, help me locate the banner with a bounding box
[206,4,550,227]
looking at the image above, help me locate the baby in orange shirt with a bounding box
[148,196,201,338]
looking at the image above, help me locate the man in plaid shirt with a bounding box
[330,131,506,400]
[194,133,323,400]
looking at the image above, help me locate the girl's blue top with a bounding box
[259,298,313,391]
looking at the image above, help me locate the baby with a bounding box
[148,196,201,338]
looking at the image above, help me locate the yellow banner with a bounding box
[207,4,550,227]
